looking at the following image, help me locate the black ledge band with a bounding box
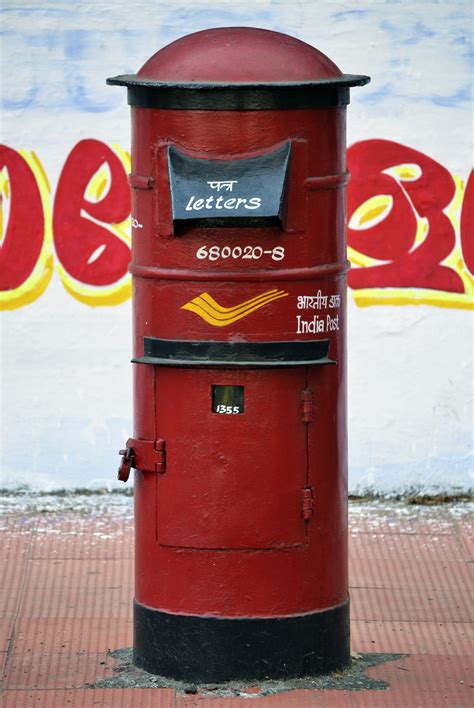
[132,338,335,367]
[107,75,370,110]
[133,599,350,682]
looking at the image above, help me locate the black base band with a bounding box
[133,600,350,682]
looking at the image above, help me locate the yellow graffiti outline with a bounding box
[348,194,393,231]
[0,150,54,311]
[353,288,473,310]
[348,173,473,310]
[182,289,289,326]
[55,143,132,308]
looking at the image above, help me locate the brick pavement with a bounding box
[0,494,471,707]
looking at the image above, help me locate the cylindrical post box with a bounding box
[109,27,369,683]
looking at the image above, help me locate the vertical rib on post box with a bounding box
[109,26,369,683]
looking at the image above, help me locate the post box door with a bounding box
[155,367,309,550]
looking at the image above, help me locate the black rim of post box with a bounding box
[106,75,370,110]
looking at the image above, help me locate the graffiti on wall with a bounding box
[348,140,473,310]
[0,139,472,311]
[0,141,131,309]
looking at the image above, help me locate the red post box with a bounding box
[108,27,369,682]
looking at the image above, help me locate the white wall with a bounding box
[1,0,472,494]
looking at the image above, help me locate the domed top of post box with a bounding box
[107,27,369,109]
[137,27,342,83]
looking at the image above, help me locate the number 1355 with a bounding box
[215,405,241,414]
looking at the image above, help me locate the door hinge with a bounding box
[301,388,314,423]
[118,437,165,478]
[302,487,314,521]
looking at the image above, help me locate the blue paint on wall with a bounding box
[0,4,471,117]
[330,9,369,21]
[430,84,472,108]
[0,0,276,114]
[402,21,437,45]
[359,82,396,104]
[0,29,139,113]
[64,30,89,60]
[379,18,437,45]
[0,6,72,16]
[2,85,39,111]
[67,78,122,113]
[161,7,274,26]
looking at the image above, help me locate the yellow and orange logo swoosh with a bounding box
[181,288,289,327]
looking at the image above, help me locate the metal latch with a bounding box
[128,174,154,190]
[302,487,314,520]
[118,437,166,482]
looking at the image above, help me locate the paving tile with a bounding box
[349,689,466,707]
[3,651,117,689]
[0,616,15,651]
[458,522,473,561]
[349,690,402,707]
[0,514,36,555]
[1,688,175,707]
[17,559,133,619]
[349,533,465,562]
[0,515,31,622]
[372,652,472,691]
[17,584,132,620]
[1,553,27,618]
[351,619,474,656]
[24,557,134,591]
[0,532,31,561]
[176,690,351,706]
[31,515,134,560]
[349,557,472,592]
[0,650,7,673]
[241,690,352,705]
[12,618,133,655]
[348,503,465,536]
[351,585,471,623]
[350,654,472,707]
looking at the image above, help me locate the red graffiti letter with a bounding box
[347,139,464,293]
[460,170,473,276]
[53,139,130,287]
[0,146,45,291]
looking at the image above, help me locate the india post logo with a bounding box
[181,289,289,327]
